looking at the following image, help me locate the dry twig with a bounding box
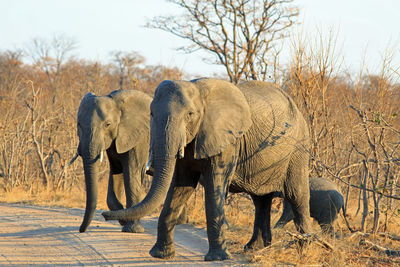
[285,231,334,251]
[348,231,400,242]
[360,239,400,257]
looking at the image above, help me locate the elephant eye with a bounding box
[186,111,195,121]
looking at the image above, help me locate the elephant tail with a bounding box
[341,205,355,233]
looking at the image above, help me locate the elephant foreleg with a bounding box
[121,172,145,233]
[244,194,273,250]
[203,148,237,261]
[107,172,128,227]
[150,168,199,259]
[107,172,124,211]
[121,152,146,233]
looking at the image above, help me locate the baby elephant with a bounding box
[274,177,353,234]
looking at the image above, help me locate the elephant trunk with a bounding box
[103,131,178,221]
[79,153,102,233]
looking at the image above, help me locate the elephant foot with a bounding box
[122,221,144,233]
[205,248,231,261]
[149,242,175,259]
[244,238,270,251]
[320,224,334,237]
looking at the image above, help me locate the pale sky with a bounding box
[1,0,399,76]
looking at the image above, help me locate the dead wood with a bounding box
[349,231,400,242]
[285,231,334,251]
[360,239,400,257]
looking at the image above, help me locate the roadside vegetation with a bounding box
[1,1,400,265]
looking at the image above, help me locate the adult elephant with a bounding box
[72,89,151,233]
[102,78,312,261]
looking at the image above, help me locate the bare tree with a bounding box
[146,0,298,83]
[0,50,24,93]
[110,51,145,89]
[26,34,77,88]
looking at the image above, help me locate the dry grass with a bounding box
[177,186,400,266]
[0,176,109,210]
[1,175,400,266]
[223,195,400,266]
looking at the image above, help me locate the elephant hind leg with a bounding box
[284,151,312,235]
[285,190,312,235]
[274,199,295,229]
[317,210,336,236]
[244,193,273,251]
[319,222,334,236]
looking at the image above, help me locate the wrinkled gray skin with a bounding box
[274,177,354,234]
[102,79,312,261]
[76,89,151,233]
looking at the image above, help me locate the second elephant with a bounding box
[74,89,151,233]
[274,177,354,234]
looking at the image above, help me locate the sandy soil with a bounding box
[0,203,243,266]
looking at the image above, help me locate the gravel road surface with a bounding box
[0,203,241,266]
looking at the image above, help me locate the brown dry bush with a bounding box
[0,45,183,208]
[1,31,400,266]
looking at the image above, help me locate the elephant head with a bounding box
[102,78,251,221]
[76,90,149,232]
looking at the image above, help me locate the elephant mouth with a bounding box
[80,150,104,164]
[144,144,185,177]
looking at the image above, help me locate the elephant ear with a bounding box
[193,79,252,159]
[110,90,151,154]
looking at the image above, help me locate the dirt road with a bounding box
[0,203,242,266]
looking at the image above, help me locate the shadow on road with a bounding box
[0,203,240,266]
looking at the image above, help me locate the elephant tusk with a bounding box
[177,146,184,159]
[145,154,152,171]
[145,152,154,176]
[99,151,104,163]
[68,152,79,166]
[177,133,186,159]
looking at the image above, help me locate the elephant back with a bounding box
[309,177,344,212]
[309,177,340,192]
[238,81,309,143]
